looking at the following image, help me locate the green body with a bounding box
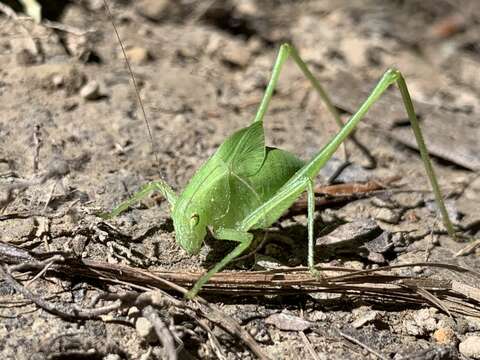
[173,146,305,254]
[104,43,455,298]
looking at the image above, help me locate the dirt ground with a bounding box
[1,0,480,359]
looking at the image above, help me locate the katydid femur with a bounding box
[102,43,455,299]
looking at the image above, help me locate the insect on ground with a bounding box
[100,0,456,299]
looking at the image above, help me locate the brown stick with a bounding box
[284,176,401,218]
[5,249,479,317]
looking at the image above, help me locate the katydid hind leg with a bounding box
[255,43,375,168]
[240,68,455,240]
[252,42,349,127]
[298,69,455,237]
[288,45,376,168]
[395,74,455,237]
[252,43,347,129]
[252,44,291,124]
[186,228,254,298]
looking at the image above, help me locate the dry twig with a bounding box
[143,305,177,360]
[0,249,271,359]
[2,242,480,318]
[339,330,388,360]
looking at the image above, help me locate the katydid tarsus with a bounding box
[102,38,456,298]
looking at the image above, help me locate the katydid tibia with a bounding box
[101,43,455,299]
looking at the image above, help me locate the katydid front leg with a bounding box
[185,228,253,299]
[99,180,177,219]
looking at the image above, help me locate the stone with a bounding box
[433,327,456,345]
[459,336,480,359]
[103,354,121,360]
[352,309,380,329]
[125,47,151,65]
[265,312,313,331]
[135,317,156,342]
[80,80,101,100]
[222,42,251,67]
[136,0,171,21]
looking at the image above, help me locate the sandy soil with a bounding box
[0,0,480,359]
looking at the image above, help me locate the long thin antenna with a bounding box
[102,0,159,167]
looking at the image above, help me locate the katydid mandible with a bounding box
[102,43,455,299]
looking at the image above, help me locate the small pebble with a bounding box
[265,312,313,331]
[255,254,283,270]
[80,80,101,100]
[464,316,480,332]
[375,208,398,223]
[367,252,385,264]
[236,0,259,17]
[404,319,423,336]
[103,354,121,360]
[342,260,364,270]
[413,266,424,274]
[136,0,171,21]
[222,42,251,67]
[135,317,156,342]
[52,74,64,87]
[404,308,438,336]
[352,310,379,329]
[248,37,263,53]
[459,336,480,359]
[433,327,456,345]
[416,308,438,332]
[128,306,140,317]
[253,328,271,343]
[126,47,151,64]
[86,0,103,11]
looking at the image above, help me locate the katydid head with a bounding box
[172,208,207,255]
[170,160,229,256]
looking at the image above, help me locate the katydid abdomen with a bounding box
[215,147,304,229]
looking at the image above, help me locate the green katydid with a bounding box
[101,43,456,299]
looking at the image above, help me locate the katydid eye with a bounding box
[190,213,199,227]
